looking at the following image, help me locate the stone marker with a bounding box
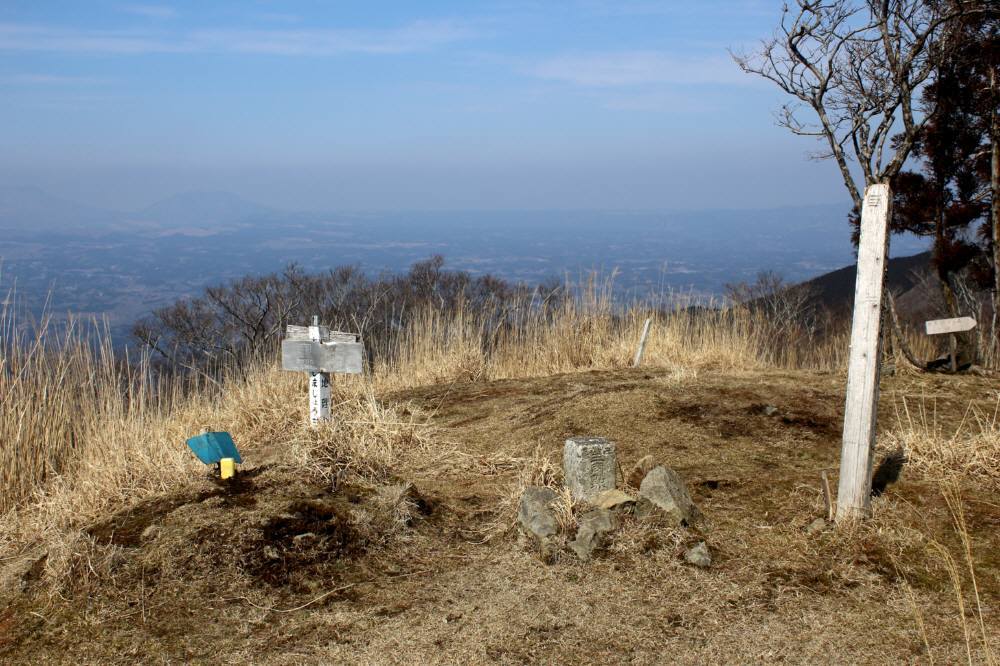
[684,541,711,568]
[636,465,700,526]
[569,508,616,561]
[563,437,617,501]
[518,486,559,541]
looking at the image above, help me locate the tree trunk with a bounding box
[991,66,999,360]
[887,290,924,369]
[934,198,961,319]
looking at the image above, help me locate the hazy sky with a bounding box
[0,1,851,211]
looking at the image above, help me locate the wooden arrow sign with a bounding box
[925,317,976,336]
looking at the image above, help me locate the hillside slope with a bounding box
[2,367,996,664]
[800,251,932,314]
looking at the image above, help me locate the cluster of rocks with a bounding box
[518,436,710,565]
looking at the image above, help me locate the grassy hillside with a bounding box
[0,294,996,663]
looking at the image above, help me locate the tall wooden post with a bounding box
[308,315,331,424]
[836,183,891,521]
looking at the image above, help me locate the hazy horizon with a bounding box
[3,182,858,217]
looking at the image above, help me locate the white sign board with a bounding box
[283,320,364,425]
[925,317,976,336]
[281,339,364,374]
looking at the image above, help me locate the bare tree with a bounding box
[132,256,554,373]
[733,0,981,208]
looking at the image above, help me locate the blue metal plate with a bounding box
[186,431,242,465]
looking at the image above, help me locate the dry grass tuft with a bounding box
[887,396,1000,491]
[287,386,432,486]
[891,480,998,666]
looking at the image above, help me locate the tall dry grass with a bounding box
[898,480,998,665]
[2,276,835,556]
[886,395,1000,491]
[374,278,853,391]
[0,303,425,561]
[0,308,188,516]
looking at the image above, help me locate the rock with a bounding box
[593,489,636,512]
[292,532,318,547]
[569,508,617,561]
[926,352,973,372]
[684,541,712,568]
[563,437,617,501]
[627,454,655,489]
[762,404,779,417]
[518,486,559,541]
[804,517,827,535]
[636,466,700,526]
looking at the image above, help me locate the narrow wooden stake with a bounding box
[308,315,331,425]
[820,470,833,522]
[836,183,891,522]
[949,333,958,373]
[633,318,652,367]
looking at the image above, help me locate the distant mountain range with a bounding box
[0,187,931,342]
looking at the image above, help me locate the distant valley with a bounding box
[0,187,929,341]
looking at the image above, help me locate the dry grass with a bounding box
[887,395,1000,491]
[374,282,854,393]
[0,310,187,516]
[895,480,998,666]
[0,303,431,589]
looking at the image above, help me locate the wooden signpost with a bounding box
[925,316,976,372]
[282,316,364,424]
[633,318,652,367]
[836,184,891,521]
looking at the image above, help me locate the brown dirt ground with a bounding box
[1,367,998,664]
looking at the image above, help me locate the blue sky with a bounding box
[0,1,850,211]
